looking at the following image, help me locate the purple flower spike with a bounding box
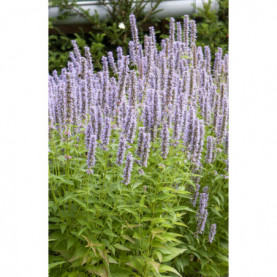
[209,223,217,243]
[206,136,215,164]
[117,134,127,166]
[176,21,182,42]
[136,127,145,157]
[183,15,190,52]
[192,183,200,207]
[84,46,93,72]
[65,72,75,124]
[103,117,111,147]
[141,133,151,167]
[123,152,134,185]
[129,14,140,53]
[85,123,93,150]
[108,51,118,75]
[71,40,81,63]
[161,121,170,159]
[87,135,97,169]
[195,186,209,237]
[169,17,176,48]
[190,20,197,45]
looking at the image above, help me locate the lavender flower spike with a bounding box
[123,152,134,185]
[162,120,170,159]
[209,223,217,243]
[141,133,151,167]
[206,136,215,164]
[117,134,127,166]
[87,135,97,170]
[136,127,145,157]
[195,186,209,237]
[129,14,140,53]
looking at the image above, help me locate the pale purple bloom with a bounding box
[183,15,190,51]
[192,183,200,207]
[161,120,170,159]
[102,117,111,147]
[87,135,97,169]
[136,127,145,157]
[209,223,217,243]
[85,123,93,149]
[127,114,137,144]
[195,186,209,236]
[129,14,140,53]
[123,152,134,185]
[206,136,215,164]
[84,46,93,72]
[65,72,74,124]
[141,133,151,167]
[190,20,197,45]
[169,17,175,49]
[108,51,118,75]
[176,21,182,42]
[117,134,127,166]
[71,40,81,63]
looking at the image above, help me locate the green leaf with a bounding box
[158,246,187,262]
[49,261,67,270]
[103,229,118,237]
[67,237,75,250]
[159,264,182,277]
[60,223,67,234]
[125,256,145,274]
[109,264,134,277]
[122,234,135,244]
[148,260,160,274]
[153,250,163,263]
[107,255,118,264]
[77,226,87,236]
[114,243,131,251]
[86,264,109,277]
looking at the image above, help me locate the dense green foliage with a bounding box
[192,0,228,59]
[49,126,228,276]
[49,0,162,73]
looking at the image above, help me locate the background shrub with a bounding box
[48,0,228,73]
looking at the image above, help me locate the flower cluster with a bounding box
[195,186,209,237]
[49,14,228,243]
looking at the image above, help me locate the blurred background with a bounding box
[49,0,228,73]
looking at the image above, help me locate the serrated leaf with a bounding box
[49,261,67,270]
[107,255,118,264]
[86,264,109,277]
[159,264,182,277]
[103,229,118,237]
[153,250,163,263]
[148,260,160,274]
[125,256,145,274]
[158,246,187,262]
[109,264,134,277]
[114,243,131,251]
[122,234,135,244]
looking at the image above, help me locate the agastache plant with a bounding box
[48,14,228,240]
